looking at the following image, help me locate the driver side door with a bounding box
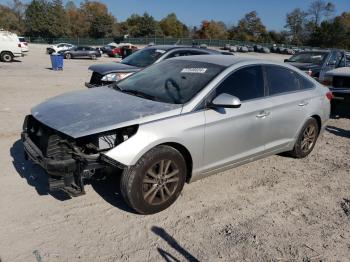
[202,65,270,173]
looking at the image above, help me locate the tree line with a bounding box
[0,0,349,49]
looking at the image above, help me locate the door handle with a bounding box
[256,111,270,118]
[298,101,309,106]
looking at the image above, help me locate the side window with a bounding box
[167,50,206,58]
[77,47,83,51]
[265,66,301,95]
[215,66,264,101]
[296,74,315,90]
[328,52,342,66]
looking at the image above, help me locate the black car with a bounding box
[86,45,229,88]
[59,46,102,60]
[284,50,347,81]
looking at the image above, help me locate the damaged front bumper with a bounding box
[21,131,124,196]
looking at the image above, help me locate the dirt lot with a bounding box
[0,44,350,262]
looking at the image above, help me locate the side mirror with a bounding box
[209,93,241,109]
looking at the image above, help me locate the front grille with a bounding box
[26,116,72,160]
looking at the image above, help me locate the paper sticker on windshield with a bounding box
[156,49,166,54]
[181,68,207,74]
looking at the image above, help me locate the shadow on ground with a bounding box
[326,126,350,139]
[10,139,72,200]
[151,226,199,262]
[10,139,135,212]
[90,171,136,214]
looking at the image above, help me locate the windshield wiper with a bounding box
[121,89,161,102]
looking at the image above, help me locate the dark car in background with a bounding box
[86,45,228,87]
[59,46,102,60]
[284,50,347,81]
[323,53,350,112]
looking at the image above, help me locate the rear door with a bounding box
[262,65,315,152]
[203,65,270,172]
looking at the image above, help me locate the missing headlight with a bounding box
[98,125,138,150]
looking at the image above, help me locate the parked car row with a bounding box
[0,30,28,62]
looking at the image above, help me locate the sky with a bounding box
[2,0,350,30]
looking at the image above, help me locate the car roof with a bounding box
[146,45,220,53]
[170,55,260,67]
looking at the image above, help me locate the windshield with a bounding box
[116,60,225,104]
[121,48,166,67]
[288,52,328,64]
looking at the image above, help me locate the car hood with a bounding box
[286,62,321,71]
[89,62,140,75]
[31,87,182,138]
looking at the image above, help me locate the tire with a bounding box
[65,53,72,59]
[91,54,97,60]
[289,118,319,158]
[121,145,187,214]
[0,52,13,62]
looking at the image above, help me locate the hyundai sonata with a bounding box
[22,55,331,214]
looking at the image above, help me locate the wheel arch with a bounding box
[160,142,193,183]
[311,114,322,134]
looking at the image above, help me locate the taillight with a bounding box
[326,91,333,101]
[322,79,331,86]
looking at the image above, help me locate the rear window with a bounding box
[265,65,313,95]
[288,52,328,65]
[18,37,26,42]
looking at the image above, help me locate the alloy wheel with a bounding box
[142,160,180,205]
[301,124,317,153]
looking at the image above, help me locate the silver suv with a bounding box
[22,55,331,214]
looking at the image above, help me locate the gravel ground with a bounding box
[0,44,349,262]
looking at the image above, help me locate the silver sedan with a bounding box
[22,55,332,214]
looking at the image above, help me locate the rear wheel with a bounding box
[290,118,319,158]
[0,52,13,62]
[65,53,72,59]
[121,145,186,214]
[91,54,97,60]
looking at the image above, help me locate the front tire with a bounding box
[290,118,319,158]
[120,145,187,214]
[0,52,13,62]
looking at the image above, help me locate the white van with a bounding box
[0,30,22,62]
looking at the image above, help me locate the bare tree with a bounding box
[285,8,308,45]
[308,0,335,26]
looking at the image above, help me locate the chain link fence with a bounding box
[26,36,309,49]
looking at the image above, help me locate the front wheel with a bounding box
[120,145,187,214]
[289,118,319,158]
[0,52,13,62]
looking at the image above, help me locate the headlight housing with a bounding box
[101,72,133,82]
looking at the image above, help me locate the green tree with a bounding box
[197,20,228,39]
[230,11,267,42]
[47,0,68,37]
[80,0,117,38]
[25,0,51,37]
[0,4,23,33]
[125,13,162,37]
[285,8,307,45]
[159,13,188,38]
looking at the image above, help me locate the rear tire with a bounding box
[0,52,13,62]
[65,53,72,59]
[120,145,187,214]
[289,118,319,158]
[91,54,97,60]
